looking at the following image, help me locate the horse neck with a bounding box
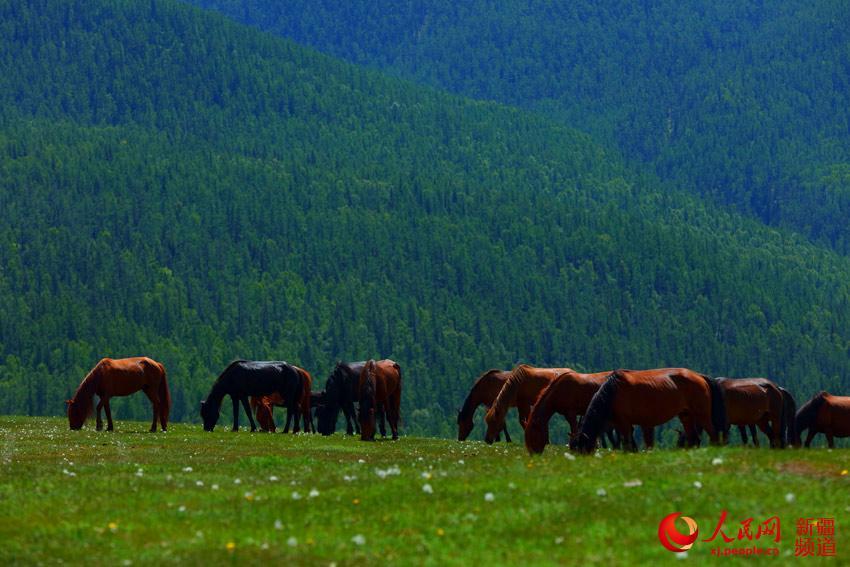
[528,380,560,430]
[459,373,498,421]
[205,379,228,408]
[490,367,530,419]
[73,366,101,402]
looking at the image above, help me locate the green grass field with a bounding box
[0,416,847,565]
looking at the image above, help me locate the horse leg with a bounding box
[96,398,105,431]
[283,404,293,433]
[388,389,401,441]
[378,403,387,438]
[292,402,302,434]
[104,398,114,431]
[142,387,160,433]
[804,429,817,448]
[240,397,256,432]
[231,396,240,431]
[566,415,579,447]
[826,431,835,449]
[343,401,357,435]
[642,426,655,449]
[502,425,512,443]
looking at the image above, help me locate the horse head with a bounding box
[457,408,475,441]
[200,399,219,431]
[66,398,87,430]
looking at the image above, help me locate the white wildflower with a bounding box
[422,483,433,494]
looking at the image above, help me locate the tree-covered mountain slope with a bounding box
[187,0,850,253]
[1,0,848,435]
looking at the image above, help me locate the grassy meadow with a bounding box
[0,416,847,565]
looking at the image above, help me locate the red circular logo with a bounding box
[658,512,699,553]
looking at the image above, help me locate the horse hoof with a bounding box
[392,435,399,441]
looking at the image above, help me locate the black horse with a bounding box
[200,360,303,432]
[316,361,386,436]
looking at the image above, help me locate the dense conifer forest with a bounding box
[1,0,848,436]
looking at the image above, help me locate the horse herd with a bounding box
[65,357,850,451]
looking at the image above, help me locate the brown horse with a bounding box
[358,359,402,441]
[716,378,785,448]
[795,392,850,448]
[570,368,727,453]
[524,369,615,454]
[457,369,514,442]
[483,365,571,444]
[250,366,313,433]
[67,357,171,432]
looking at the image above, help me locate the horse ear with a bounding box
[65,399,72,406]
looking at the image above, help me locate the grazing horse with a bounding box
[524,369,620,454]
[316,361,389,436]
[483,365,571,444]
[67,357,170,432]
[716,377,785,448]
[457,369,514,442]
[200,360,302,432]
[795,392,850,448]
[250,366,315,433]
[317,361,365,436]
[678,380,797,448]
[570,368,727,453]
[358,359,402,441]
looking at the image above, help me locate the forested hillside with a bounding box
[187,0,850,253]
[1,0,849,436]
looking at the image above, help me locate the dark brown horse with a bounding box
[716,377,785,448]
[570,368,727,453]
[200,360,302,432]
[524,369,616,454]
[251,366,315,433]
[358,359,402,441]
[457,369,514,442]
[483,365,570,444]
[66,357,171,432]
[795,392,850,448]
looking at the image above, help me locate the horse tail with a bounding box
[795,391,827,437]
[778,387,797,447]
[573,370,620,453]
[701,374,727,441]
[392,362,402,426]
[158,362,171,426]
[298,368,312,432]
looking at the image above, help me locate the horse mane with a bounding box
[700,374,728,436]
[487,365,532,423]
[778,386,798,446]
[573,371,620,452]
[459,369,502,422]
[70,362,103,420]
[795,391,828,434]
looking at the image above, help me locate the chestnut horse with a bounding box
[358,359,402,441]
[483,365,571,444]
[200,360,302,432]
[250,366,315,433]
[524,369,619,454]
[795,392,850,448]
[570,368,727,453]
[67,357,170,432]
[716,377,785,448]
[457,369,514,442]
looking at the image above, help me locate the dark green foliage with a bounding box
[187,0,850,252]
[0,0,848,436]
